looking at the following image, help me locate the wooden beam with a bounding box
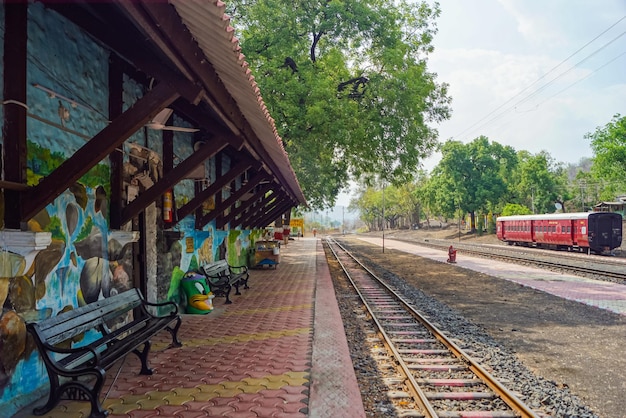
[172,157,251,225]
[221,180,271,229]
[255,201,293,230]
[230,183,274,229]
[215,172,269,229]
[44,2,204,105]
[109,53,125,229]
[3,2,28,229]
[22,81,181,222]
[239,191,276,229]
[120,135,229,226]
[138,2,244,136]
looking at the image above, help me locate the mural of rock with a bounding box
[74,228,105,260]
[0,278,9,307]
[0,311,27,393]
[70,183,88,210]
[79,257,111,305]
[65,203,79,236]
[94,185,108,219]
[32,241,65,300]
[0,252,26,278]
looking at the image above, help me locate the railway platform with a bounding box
[15,237,366,418]
[356,235,626,316]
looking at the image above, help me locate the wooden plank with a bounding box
[34,289,142,343]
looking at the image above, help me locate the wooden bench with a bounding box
[199,259,249,304]
[26,288,182,418]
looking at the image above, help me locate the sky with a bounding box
[336,0,626,208]
[423,0,626,168]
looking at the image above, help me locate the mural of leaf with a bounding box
[74,217,94,242]
[70,183,88,210]
[66,203,79,236]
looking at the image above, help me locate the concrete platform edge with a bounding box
[309,239,366,418]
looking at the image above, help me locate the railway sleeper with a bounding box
[436,412,518,418]
[392,338,438,344]
[408,364,468,371]
[399,349,450,354]
[417,378,483,386]
[425,391,495,400]
[404,358,459,364]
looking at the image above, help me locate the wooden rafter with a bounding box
[22,81,183,222]
[171,157,252,226]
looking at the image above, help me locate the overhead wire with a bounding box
[529,50,626,110]
[452,15,626,140]
[467,30,626,130]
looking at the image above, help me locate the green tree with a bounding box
[430,137,514,231]
[352,186,382,231]
[500,203,532,216]
[513,150,569,214]
[226,0,451,208]
[588,114,626,199]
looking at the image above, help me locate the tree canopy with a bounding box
[427,136,516,229]
[588,114,626,200]
[226,0,451,208]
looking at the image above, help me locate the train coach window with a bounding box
[567,226,571,233]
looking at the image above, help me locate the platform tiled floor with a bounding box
[16,238,365,418]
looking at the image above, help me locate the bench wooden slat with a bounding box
[34,290,143,344]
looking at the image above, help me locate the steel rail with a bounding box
[326,237,539,418]
[390,237,626,282]
[326,237,438,417]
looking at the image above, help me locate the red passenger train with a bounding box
[496,212,623,254]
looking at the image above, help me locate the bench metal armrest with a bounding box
[141,299,179,316]
[42,341,101,372]
[228,264,248,274]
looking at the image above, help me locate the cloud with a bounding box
[496,0,566,46]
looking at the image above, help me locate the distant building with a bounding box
[593,198,626,217]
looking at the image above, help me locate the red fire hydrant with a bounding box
[447,245,457,263]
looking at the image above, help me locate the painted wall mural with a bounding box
[0,3,265,416]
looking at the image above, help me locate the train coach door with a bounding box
[590,213,622,250]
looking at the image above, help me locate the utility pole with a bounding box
[382,182,385,253]
[342,206,345,235]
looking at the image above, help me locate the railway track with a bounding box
[385,235,626,283]
[325,237,540,418]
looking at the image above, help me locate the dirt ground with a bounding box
[340,229,626,418]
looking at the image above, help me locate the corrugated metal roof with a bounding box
[170,0,306,206]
